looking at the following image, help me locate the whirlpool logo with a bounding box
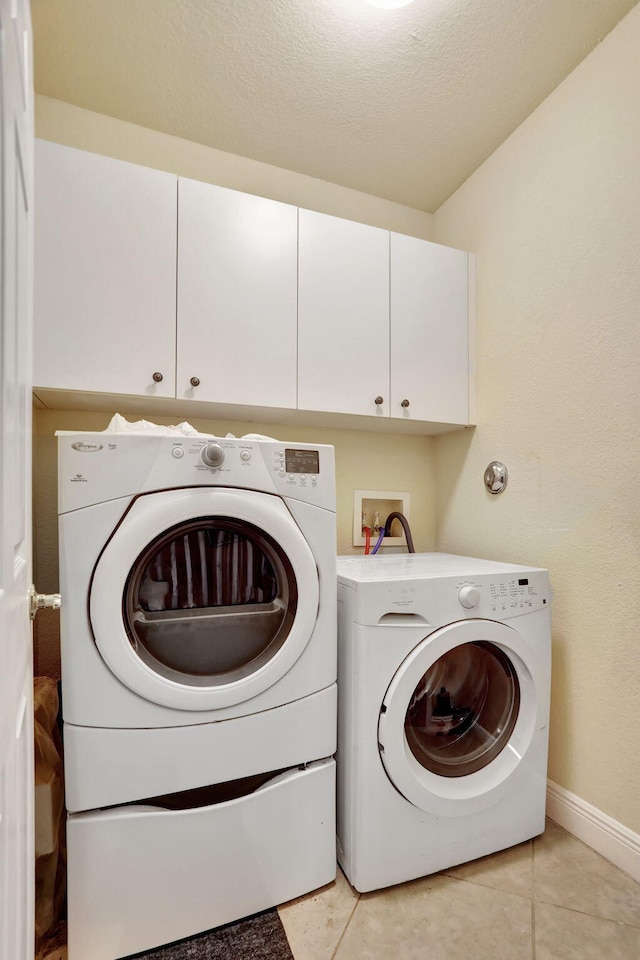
[71,441,103,452]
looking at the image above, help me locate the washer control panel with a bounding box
[458,585,481,609]
[451,574,550,619]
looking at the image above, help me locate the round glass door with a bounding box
[90,488,320,711]
[377,619,540,815]
[404,642,520,777]
[123,517,297,686]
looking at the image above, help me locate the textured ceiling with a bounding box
[32,0,637,212]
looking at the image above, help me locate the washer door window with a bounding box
[405,642,520,778]
[378,620,540,816]
[123,517,297,686]
[90,488,319,711]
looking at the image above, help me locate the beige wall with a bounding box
[33,409,435,678]
[432,6,640,831]
[35,95,433,240]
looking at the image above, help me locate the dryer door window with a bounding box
[404,642,520,778]
[123,518,297,685]
[90,487,320,711]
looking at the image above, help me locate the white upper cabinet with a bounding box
[33,140,177,398]
[298,209,390,417]
[298,213,472,425]
[177,178,298,407]
[390,234,470,424]
[33,143,474,431]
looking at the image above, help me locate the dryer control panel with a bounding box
[57,433,336,513]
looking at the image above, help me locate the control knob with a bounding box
[458,586,481,609]
[201,442,225,469]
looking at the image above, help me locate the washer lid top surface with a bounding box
[337,553,546,585]
[90,487,319,711]
[378,619,546,816]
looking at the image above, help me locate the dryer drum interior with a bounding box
[122,516,298,685]
[404,641,520,778]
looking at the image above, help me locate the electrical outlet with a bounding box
[353,490,411,548]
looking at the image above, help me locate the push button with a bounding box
[171,447,184,459]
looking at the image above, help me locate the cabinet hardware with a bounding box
[152,372,163,383]
[401,399,410,408]
[374,396,384,405]
[190,377,200,387]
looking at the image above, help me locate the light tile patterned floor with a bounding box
[278,820,640,960]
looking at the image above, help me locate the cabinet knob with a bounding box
[374,396,384,406]
[152,372,163,383]
[190,377,200,388]
[401,398,410,408]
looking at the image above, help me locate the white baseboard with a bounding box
[546,779,640,883]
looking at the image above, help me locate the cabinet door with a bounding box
[33,140,177,397]
[298,209,389,417]
[390,233,469,424]
[177,178,298,407]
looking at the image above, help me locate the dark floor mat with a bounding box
[125,909,295,960]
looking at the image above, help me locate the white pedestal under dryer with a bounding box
[58,431,337,960]
[336,553,551,893]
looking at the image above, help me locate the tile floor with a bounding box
[278,820,640,960]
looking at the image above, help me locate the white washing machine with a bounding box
[336,553,551,893]
[58,431,337,959]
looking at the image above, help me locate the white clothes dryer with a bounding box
[336,553,551,893]
[57,431,337,960]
